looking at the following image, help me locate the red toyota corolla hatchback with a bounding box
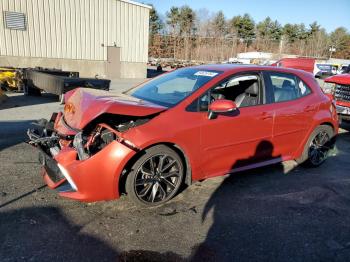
[28,65,338,206]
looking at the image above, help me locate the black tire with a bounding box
[24,84,41,96]
[296,125,334,167]
[17,82,24,92]
[0,81,10,91]
[125,145,184,206]
[23,84,29,95]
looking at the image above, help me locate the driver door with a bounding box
[199,72,275,178]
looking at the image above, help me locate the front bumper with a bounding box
[28,116,137,202]
[54,142,135,201]
[37,148,66,186]
[336,105,350,116]
[336,104,350,121]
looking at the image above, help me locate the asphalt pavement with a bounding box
[0,80,350,262]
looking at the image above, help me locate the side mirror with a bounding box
[208,99,237,119]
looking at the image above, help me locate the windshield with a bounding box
[317,64,332,71]
[126,68,223,107]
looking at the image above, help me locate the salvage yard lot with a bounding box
[1,80,350,261]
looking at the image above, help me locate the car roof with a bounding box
[188,63,312,76]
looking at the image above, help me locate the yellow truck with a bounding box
[0,67,23,91]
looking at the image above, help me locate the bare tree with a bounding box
[150,6,350,61]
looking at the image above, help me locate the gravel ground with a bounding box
[0,79,350,262]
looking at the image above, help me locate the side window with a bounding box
[187,73,263,112]
[265,72,311,103]
[298,80,311,97]
[211,74,261,108]
[186,92,210,112]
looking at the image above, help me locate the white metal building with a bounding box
[0,0,151,78]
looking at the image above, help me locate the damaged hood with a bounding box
[63,88,167,129]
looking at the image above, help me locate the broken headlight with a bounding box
[323,82,335,94]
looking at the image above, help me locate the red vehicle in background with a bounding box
[324,73,350,121]
[272,58,315,73]
[272,58,337,79]
[27,65,338,206]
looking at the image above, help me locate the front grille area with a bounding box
[335,84,350,102]
[38,150,65,183]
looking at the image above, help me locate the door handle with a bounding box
[260,112,273,120]
[305,106,314,112]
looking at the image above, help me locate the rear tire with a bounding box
[125,145,184,207]
[296,125,334,167]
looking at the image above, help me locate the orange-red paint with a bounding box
[39,65,339,202]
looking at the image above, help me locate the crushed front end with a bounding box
[334,84,350,121]
[27,112,138,202]
[324,75,350,121]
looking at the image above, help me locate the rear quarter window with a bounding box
[264,72,312,103]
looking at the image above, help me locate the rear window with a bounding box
[317,64,332,71]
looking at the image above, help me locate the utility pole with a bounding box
[329,46,336,59]
[279,37,284,59]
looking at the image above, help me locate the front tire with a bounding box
[296,125,334,167]
[125,145,184,206]
[0,82,8,91]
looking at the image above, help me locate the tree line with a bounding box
[149,5,350,61]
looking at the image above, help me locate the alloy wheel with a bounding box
[134,154,182,204]
[308,130,331,166]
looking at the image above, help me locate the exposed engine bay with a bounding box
[83,113,152,133]
[27,113,155,161]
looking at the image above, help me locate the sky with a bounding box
[144,0,350,33]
